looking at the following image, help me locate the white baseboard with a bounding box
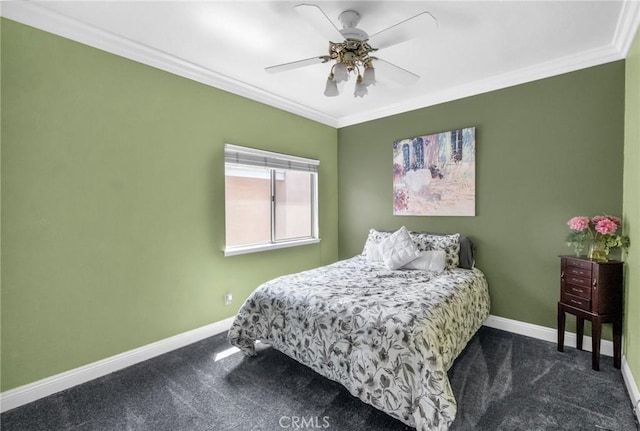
[0,316,235,413]
[622,358,640,407]
[483,314,614,356]
[1,314,637,415]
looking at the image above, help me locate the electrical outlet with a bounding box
[224,293,233,305]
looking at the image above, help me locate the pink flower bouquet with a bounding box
[566,215,630,260]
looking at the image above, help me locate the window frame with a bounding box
[223,144,320,257]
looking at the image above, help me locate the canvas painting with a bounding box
[393,127,475,216]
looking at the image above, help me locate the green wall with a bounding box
[623,27,640,392]
[338,62,625,333]
[0,19,338,391]
[1,14,636,397]
[0,16,3,387]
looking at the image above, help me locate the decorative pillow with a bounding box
[362,229,393,259]
[378,226,421,270]
[403,250,447,272]
[410,232,460,269]
[411,231,474,269]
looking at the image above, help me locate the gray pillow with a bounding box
[458,235,475,269]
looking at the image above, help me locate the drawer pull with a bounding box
[570,299,582,305]
[571,287,582,294]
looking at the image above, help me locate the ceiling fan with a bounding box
[265,3,437,98]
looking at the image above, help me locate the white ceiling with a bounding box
[2,1,639,127]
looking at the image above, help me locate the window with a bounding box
[224,144,319,256]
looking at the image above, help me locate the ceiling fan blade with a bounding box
[373,58,420,86]
[294,3,345,42]
[368,12,437,50]
[265,56,330,74]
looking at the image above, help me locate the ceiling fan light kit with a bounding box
[362,66,376,87]
[332,61,350,83]
[324,73,339,97]
[267,3,436,98]
[353,75,368,98]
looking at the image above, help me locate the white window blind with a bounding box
[224,144,319,173]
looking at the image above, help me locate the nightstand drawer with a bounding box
[566,265,591,278]
[563,283,591,300]
[566,258,592,271]
[561,292,591,311]
[564,275,591,288]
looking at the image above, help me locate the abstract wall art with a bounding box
[393,127,476,216]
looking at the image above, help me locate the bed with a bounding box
[228,227,490,431]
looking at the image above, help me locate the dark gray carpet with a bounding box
[1,327,636,431]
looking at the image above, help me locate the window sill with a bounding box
[223,238,320,257]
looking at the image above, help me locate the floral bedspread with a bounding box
[227,256,490,431]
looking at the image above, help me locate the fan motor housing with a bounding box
[340,28,369,41]
[338,10,369,41]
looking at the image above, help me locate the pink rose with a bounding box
[567,216,590,231]
[594,218,618,235]
[605,215,621,227]
[592,215,619,224]
[592,215,620,231]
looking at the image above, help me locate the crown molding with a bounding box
[2,1,636,130]
[338,0,638,127]
[0,1,340,128]
[614,0,640,57]
[337,41,625,127]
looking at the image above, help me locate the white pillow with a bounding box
[403,250,447,272]
[378,226,421,270]
[366,243,383,263]
[362,229,392,259]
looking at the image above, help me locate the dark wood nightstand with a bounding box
[557,255,623,371]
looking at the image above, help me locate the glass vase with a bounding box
[588,240,609,262]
